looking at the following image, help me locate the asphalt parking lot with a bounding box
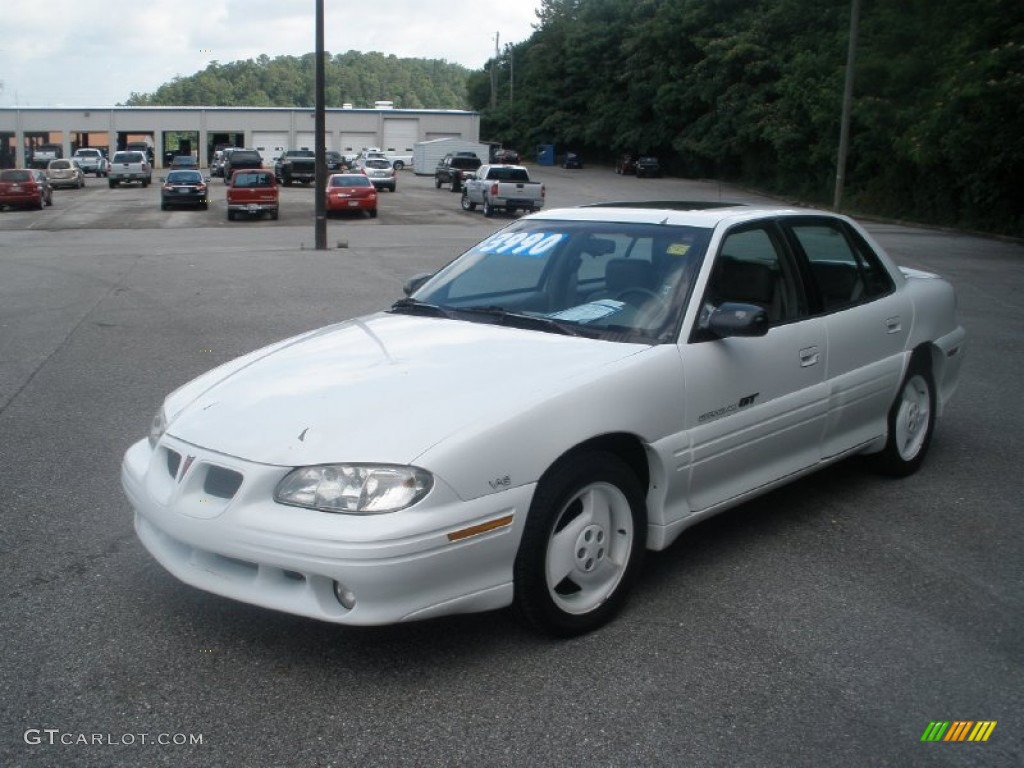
[1,166,1022,767]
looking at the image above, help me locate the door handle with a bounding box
[886,316,902,334]
[799,346,820,367]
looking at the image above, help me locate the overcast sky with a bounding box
[0,1,541,107]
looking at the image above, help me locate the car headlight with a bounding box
[148,405,168,448]
[275,464,433,514]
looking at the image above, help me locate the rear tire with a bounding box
[369,208,378,219]
[483,198,495,217]
[514,452,646,637]
[870,356,936,477]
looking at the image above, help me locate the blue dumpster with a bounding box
[536,144,555,166]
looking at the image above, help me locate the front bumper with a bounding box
[122,437,531,625]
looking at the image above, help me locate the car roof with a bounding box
[528,202,827,229]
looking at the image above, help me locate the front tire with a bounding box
[871,356,936,477]
[461,191,476,211]
[514,452,646,637]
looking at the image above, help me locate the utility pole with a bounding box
[314,0,327,249]
[490,32,499,110]
[833,0,861,211]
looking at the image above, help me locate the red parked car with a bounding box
[0,169,52,209]
[325,173,378,218]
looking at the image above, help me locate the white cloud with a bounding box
[0,0,539,106]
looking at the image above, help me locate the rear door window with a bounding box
[784,218,894,313]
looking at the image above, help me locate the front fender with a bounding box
[415,345,684,503]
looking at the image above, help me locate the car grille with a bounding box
[164,448,243,500]
[204,466,243,499]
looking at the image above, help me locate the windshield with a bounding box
[404,219,711,343]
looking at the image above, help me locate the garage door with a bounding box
[295,132,316,151]
[252,132,288,165]
[339,132,379,157]
[382,119,419,154]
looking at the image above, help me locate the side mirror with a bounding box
[403,273,433,296]
[707,302,769,338]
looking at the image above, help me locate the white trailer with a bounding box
[413,138,492,176]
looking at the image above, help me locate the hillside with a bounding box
[124,50,472,110]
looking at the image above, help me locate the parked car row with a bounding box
[162,168,382,221]
[616,153,662,177]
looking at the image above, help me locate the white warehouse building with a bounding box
[0,106,481,169]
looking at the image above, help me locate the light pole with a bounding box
[314,0,327,249]
[833,0,861,211]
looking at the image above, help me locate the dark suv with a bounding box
[222,149,263,184]
[635,156,662,178]
[434,153,482,192]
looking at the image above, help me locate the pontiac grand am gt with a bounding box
[122,203,966,636]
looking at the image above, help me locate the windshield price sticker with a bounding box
[476,232,565,257]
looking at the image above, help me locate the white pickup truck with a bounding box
[354,147,413,171]
[460,164,545,217]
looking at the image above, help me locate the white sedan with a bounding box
[122,203,966,636]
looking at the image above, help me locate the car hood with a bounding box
[164,312,648,467]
